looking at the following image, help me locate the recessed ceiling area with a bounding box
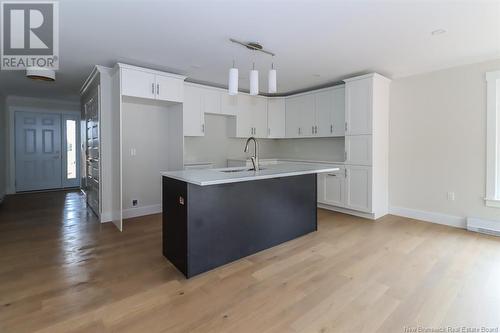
[0,0,498,100]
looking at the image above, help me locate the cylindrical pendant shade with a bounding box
[268,69,277,93]
[250,69,259,95]
[228,67,239,95]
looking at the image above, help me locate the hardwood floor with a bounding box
[1,191,500,332]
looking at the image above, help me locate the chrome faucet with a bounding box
[244,137,260,171]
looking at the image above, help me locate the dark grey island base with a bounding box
[162,173,317,278]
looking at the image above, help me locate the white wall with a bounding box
[0,94,6,202]
[184,114,345,167]
[5,96,80,194]
[390,58,500,223]
[121,100,179,211]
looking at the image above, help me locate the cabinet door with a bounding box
[236,94,253,137]
[286,95,314,137]
[345,78,372,135]
[345,165,372,212]
[155,74,184,103]
[267,98,285,138]
[251,97,268,138]
[203,88,221,114]
[220,94,239,115]
[314,90,333,137]
[183,85,204,136]
[285,96,301,137]
[345,135,372,166]
[318,168,346,207]
[300,94,316,137]
[331,86,345,136]
[121,68,155,99]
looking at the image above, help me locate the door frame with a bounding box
[9,106,81,193]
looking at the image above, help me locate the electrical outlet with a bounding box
[447,192,455,201]
[130,148,136,156]
[132,199,138,207]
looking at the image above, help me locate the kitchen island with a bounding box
[161,163,339,278]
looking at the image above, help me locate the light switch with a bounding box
[130,148,136,156]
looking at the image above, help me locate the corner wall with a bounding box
[389,58,500,226]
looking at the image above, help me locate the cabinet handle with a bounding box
[327,173,337,177]
[157,83,160,95]
[345,122,348,132]
[344,151,347,161]
[315,125,318,134]
[202,124,205,133]
[330,124,333,133]
[152,83,155,95]
[298,127,301,135]
[345,168,347,178]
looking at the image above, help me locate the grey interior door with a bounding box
[15,112,62,192]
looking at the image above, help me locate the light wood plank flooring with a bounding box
[1,191,500,332]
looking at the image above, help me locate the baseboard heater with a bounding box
[467,217,500,237]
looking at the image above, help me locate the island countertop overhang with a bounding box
[161,163,341,186]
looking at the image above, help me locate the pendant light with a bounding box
[268,62,277,93]
[228,60,238,95]
[250,62,259,96]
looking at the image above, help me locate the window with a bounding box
[485,70,500,207]
[65,119,77,180]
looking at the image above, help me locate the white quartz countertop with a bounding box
[161,163,340,186]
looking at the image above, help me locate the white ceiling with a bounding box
[1,0,499,100]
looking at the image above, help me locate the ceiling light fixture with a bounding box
[250,62,259,96]
[268,62,277,94]
[431,29,447,35]
[26,67,55,81]
[228,38,277,96]
[228,60,238,95]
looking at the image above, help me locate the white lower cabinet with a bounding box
[318,167,346,207]
[345,165,372,213]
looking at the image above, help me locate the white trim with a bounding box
[485,70,500,205]
[7,105,80,194]
[389,206,466,229]
[466,217,500,235]
[115,63,187,80]
[122,204,162,219]
[100,211,113,223]
[318,203,375,220]
[485,198,500,208]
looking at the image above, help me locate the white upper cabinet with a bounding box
[285,94,315,138]
[228,94,267,138]
[345,77,372,135]
[285,86,345,138]
[267,98,285,138]
[251,97,268,138]
[203,88,222,115]
[221,94,239,116]
[183,85,204,137]
[121,68,155,100]
[119,64,186,102]
[330,86,346,136]
[155,74,184,103]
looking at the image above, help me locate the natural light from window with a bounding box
[66,119,77,180]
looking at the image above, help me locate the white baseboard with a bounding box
[122,204,161,219]
[389,206,466,229]
[318,203,375,220]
